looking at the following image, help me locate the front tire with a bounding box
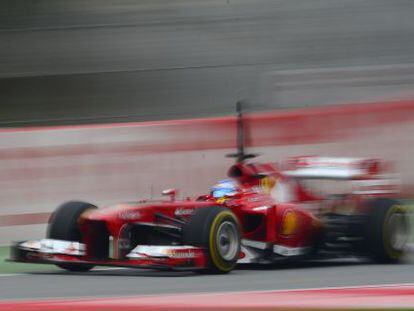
[365,198,409,263]
[182,207,241,274]
[47,201,97,272]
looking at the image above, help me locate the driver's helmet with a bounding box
[211,179,238,200]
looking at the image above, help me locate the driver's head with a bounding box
[211,179,238,201]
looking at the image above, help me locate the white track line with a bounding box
[92,267,127,271]
[0,273,25,277]
[0,267,126,277]
[139,283,414,298]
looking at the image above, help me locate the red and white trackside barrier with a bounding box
[1,100,414,244]
[1,284,414,310]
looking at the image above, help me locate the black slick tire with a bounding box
[365,198,409,263]
[182,207,241,274]
[47,201,97,272]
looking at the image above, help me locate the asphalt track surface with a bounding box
[1,258,414,300]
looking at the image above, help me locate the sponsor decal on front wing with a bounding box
[127,245,201,259]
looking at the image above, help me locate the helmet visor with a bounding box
[212,189,237,198]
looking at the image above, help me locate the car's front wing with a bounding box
[9,239,207,271]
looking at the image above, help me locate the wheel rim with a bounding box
[387,211,408,251]
[216,221,239,261]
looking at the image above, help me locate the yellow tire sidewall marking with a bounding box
[209,211,239,272]
[383,204,407,260]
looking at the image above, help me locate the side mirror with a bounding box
[162,189,177,202]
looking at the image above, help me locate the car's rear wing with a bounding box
[282,156,381,180]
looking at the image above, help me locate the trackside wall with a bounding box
[0,100,414,244]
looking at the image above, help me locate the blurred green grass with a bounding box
[0,246,58,274]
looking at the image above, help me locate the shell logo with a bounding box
[261,176,278,193]
[281,210,298,235]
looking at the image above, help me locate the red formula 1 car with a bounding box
[10,103,410,273]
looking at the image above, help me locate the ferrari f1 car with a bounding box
[10,102,410,273]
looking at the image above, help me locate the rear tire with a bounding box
[365,198,409,263]
[182,207,241,274]
[47,201,97,272]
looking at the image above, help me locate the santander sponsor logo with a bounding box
[174,208,194,216]
[168,250,197,259]
[118,210,141,220]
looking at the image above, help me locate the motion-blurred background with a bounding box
[1,0,414,244]
[2,0,414,125]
